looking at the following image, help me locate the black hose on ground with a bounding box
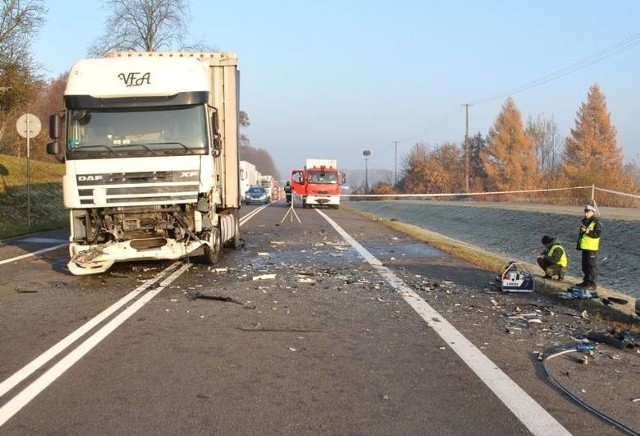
[542,345,639,436]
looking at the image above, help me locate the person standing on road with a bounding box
[576,204,602,290]
[283,181,293,205]
[537,235,567,280]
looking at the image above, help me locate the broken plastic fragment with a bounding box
[253,274,276,281]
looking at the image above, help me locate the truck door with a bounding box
[291,170,306,195]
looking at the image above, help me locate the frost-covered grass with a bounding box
[345,199,640,300]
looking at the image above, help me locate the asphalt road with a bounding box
[0,204,636,435]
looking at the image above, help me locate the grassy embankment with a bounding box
[0,154,66,239]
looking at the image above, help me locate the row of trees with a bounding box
[0,0,276,176]
[1,1,637,205]
[396,85,638,206]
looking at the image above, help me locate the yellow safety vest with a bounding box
[549,243,568,267]
[579,221,600,251]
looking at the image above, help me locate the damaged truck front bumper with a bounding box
[67,238,204,275]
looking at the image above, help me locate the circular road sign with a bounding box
[16,113,42,139]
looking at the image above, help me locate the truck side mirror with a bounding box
[49,113,61,139]
[46,141,60,155]
[46,113,65,161]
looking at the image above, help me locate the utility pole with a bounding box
[393,141,399,186]
[462,104,472,193]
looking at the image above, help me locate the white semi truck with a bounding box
[239,160,259,202]
[46,52,241,275]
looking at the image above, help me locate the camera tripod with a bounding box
[280,198,301,223]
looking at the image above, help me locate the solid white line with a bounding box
[315,209,570,436]
[0,261,181,398]
[0,263,191,428]
[0,244,67,266]
[19,238,67,244]
[240,204,269,225]
[0,206,263,403]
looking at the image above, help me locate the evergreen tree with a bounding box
[563,84,636,205]
[482,97,538,192]
[468,132,488,192]
[564,85,624,183]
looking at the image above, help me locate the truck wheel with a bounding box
[202,227,221,264]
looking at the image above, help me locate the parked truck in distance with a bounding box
[291,159,345,209]
[46,52,241,275]
[239,160,260,203]
[259,175,275,202]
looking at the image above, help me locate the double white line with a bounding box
[0,207,267,427]
[0,262,191,427]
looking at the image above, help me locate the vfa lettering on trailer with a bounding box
[118,72,151,87]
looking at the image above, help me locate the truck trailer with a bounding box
[239,160,259,202]
[291,159,345,209]
[259,175,275,202]
[46,52,241,275]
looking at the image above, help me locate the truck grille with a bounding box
[76,170,200,206]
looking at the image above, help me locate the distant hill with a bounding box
[0,154,66,239]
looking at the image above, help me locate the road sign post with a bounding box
[16,113,42,229]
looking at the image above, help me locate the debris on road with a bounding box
[558,288,599,300]
[186,291,244,305]
[587,330,638,350]
[253,273,276,281]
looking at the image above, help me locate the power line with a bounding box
[381,33,640,171]
[469,32,640,105]
[392,107,460,144]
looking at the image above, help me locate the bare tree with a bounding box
[0,0,47,153]
[526,114,560,174]
[0,0,46,61]
[89,0,211,56]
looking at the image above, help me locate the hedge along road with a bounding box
[345,199,640,299]
[0,203,579,435]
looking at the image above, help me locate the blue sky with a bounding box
[33,1,640,180]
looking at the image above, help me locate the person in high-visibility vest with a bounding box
[576,204,602,290]
[537,235,568,280]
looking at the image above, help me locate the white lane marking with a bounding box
[18,238,67,244]
[0,263,191,428]
[0,244,67,266]
[315,209,570,436]
[240,204,269,225]
[0,262,181,398]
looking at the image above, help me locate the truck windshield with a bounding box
[66,106,207,157]
[308,171,338,184]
